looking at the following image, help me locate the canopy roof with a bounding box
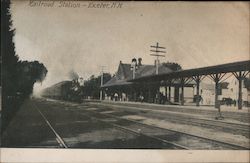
[131,60,250,82]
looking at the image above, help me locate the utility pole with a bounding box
[150,42,166,75]
[132,65,136,79]
[100,66,106,101]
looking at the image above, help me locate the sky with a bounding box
[10,1,249,93]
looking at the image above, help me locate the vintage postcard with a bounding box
[1,1,249,162]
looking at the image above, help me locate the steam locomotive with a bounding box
[41,79,83,102]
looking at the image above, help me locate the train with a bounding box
[41,80,83,102]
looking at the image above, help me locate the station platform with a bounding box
[98,100,250,113]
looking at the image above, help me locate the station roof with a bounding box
[131,60,250,82]
[102,62,173,88]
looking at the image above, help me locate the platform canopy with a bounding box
[131,60,250,82]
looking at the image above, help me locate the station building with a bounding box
[102,58,250,109]
[102,58,194,104]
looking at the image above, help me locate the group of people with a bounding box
[111,92,167,104]
[111,92,144,102]
[112,92,127,101]
[155,92,167,104]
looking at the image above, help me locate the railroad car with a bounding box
[41,80,82,102]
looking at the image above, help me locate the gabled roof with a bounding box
[102,62,173,88]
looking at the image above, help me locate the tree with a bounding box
[82,73,111,99]
[162,62,182,71]
[1,0,19,97]
[16,61,47,98]
[1,0,21,131]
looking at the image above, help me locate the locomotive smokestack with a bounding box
[68,70,79,81]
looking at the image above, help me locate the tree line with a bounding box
[82,73,112,99]
[1,0,48,132]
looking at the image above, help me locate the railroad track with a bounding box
[93,102,250,124]
[147,113,250,135]
[80,112,187,149]
[77,108,249,150]
[89,103,250,138]
[35,101,184,149]
[34,103,68,148]
[35,100,249,149]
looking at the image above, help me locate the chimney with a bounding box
[138,58,142,66]
[131,58,137,79]
[132,58,137,65]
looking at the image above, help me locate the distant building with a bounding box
[187,80,249,106]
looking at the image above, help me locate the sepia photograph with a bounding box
[1,0,249,162]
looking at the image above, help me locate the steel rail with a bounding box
[92,103,250,129]
[81,112,189,150]
[33,103,68,148]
